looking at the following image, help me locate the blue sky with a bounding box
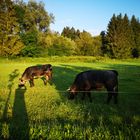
[24,0,140,35]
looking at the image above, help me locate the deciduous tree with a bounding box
[0,0,24,56]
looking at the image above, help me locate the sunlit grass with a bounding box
[0,57,140,139]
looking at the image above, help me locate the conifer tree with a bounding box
[106,14,134,58]
[131,15,140,57]
[61,26,80,40]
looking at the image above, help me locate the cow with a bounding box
[18,64,52,88]
[67,70,118,104]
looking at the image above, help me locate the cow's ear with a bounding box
[19,78,22,81]
[49,66,52,71]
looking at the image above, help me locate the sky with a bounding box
[24,0,140,36]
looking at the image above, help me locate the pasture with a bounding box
[0,56,140,139]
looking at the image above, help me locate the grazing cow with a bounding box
[19,64,52,87]
[68,70,118,104]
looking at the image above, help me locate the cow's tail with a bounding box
[111,70,118,76]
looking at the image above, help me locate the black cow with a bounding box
[68,70,118,104]
[19,64,52,87]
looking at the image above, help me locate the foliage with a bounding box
[0,0,140,58]
[105,14,140,58]
[20,45,41,57]
[131,15,140,57]
[19,30,41,57]
[61,26,80,40]
[92,36,102,56]
[0,0,54,57]
[22,0,54,32]
[0,0,24,56]
[62,28,102,56]
[106,14,131,58]
[0,57,140,139]
[48,35,77,56]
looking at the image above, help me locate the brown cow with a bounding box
[19,64,52,87]
[68,70,118,104]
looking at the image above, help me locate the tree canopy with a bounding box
[0,0,140,58]
[102,14,140,58]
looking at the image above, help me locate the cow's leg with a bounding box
[43,78,47,85]
[87,91,92,102]
[114,93,118,104]
[106,83,118,104]
[44,79,47,85]
[43,75,49,85]
[113,86,118,104]
[29,78,34,87]
[81,92,85,100]
[84,81,92,102]
[107,92,113,104]
[106,86,113,104]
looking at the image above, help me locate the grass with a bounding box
[0,56,140,139]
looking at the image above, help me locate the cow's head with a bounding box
[45,69,53,80]
[44,64,52,71]
[45,64,53,79]
[67,85,77,100]
[48,64,52,71]
[18,78,26,88]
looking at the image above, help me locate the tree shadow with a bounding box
[46,63,140,139]
[53,63,140,99]
[52,63,140,113]
[52,64,93,100]
[53,64,94,89]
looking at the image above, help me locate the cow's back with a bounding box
[72,70,118,89]
[83,70,118,82]
[21,66,33,80]
[103,70,118,85]
[21,64,52,80]
[69,69,119,103]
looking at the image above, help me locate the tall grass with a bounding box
[0,57,140,139]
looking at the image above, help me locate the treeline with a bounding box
[0,0,140,58]
[103,14,140,58]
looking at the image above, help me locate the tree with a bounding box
[61,26,80,40]
[131,15,140,57]
[75,31,95,56]
[0,0,24,56]
[48,35,77,56]
[100,31,108,56]
[92,36,102,56]
[14,0,26,32]
[20,30,41,57]
[23,0,54,32]
[106,14,134,58]
[13,0,55,57]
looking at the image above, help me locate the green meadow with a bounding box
[0,56,140,139]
